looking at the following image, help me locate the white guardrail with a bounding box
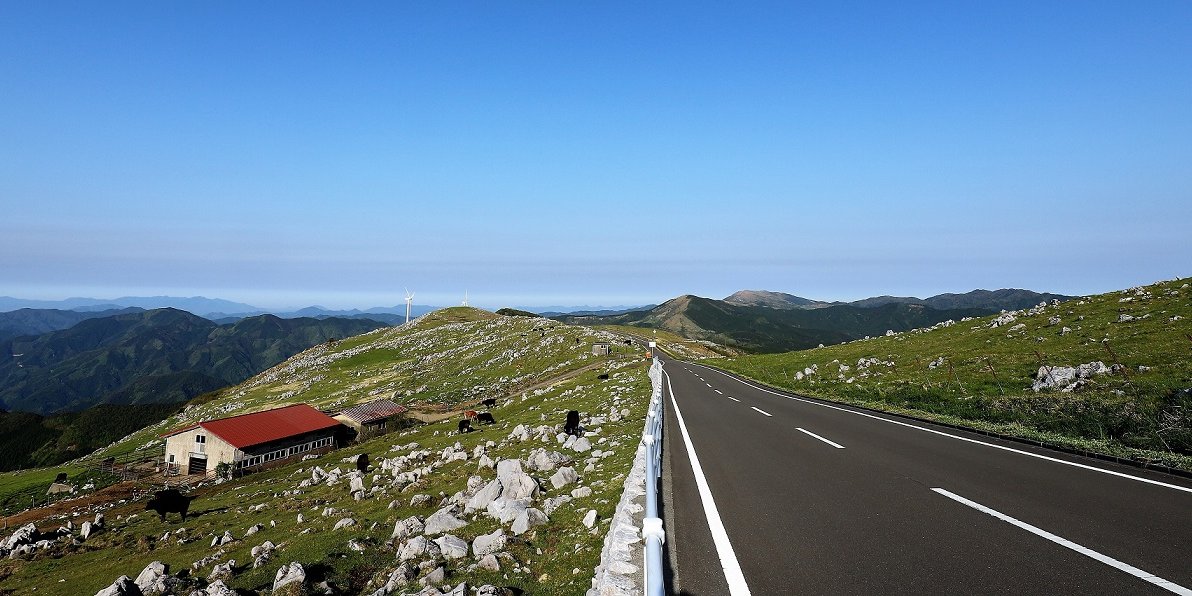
[642,357,666,595]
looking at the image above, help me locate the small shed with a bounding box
[592,343,611,356]
[333,399,409,439]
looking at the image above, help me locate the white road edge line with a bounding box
[932,488,1192,595]
[797,427,845,449]
[663,369,753,595]
[684,362,1192,494]
[751,407,772,417]
[726,396,741,402]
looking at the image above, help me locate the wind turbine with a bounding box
[404,289,414,324]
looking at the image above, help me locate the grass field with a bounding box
[0,307,654,595]
[714,277,1192,471]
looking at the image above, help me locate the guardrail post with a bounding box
[642,517,666,596]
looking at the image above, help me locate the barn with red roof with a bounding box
[161,404,342,476]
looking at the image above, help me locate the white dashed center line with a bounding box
[797,428,845,449]
[726,396,741,402]
[751,407,772,417]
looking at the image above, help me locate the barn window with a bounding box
[168,454,175,463]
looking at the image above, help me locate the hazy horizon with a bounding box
[3,3,1189,310]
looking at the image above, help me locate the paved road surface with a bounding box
[657,353,1192,595]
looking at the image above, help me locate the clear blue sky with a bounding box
[2,2,1189,309]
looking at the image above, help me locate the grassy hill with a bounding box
[0,307,654,595]
[714,277,1192,470]
[558,294,992,353]
[0,309,387,415]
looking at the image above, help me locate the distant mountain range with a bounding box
[723,288,1073,312]
[0,307,145,343]
[558,288,1072,353]
[0,295,438,322]
[0,308,387,415]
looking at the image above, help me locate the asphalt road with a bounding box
[657,353,1192,595]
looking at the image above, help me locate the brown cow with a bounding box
[463,410,478,420]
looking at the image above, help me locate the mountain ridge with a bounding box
[0,309,387,415]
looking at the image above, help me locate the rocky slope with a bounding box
[0,307,653,595]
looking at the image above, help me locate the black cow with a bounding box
[597,373,609,380]
[145,489,198,521]
[458,419,472,434]
[564,410,581,436]
[54,472,68,483]
[356,453,370,473]
[476,412,495,425]
[482,398,497,408]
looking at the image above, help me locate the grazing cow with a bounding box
[145,489,198,522]
[55,472,68,483]
[463,410,478,420]
[482,398,497,408]
[597,373,609,380]
[458,420,472,434]
[624,339,633,345]
[476,412,495,425]
[356,453,370,473]
[564,410,581,436]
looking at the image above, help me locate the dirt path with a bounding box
[408,360,613,423]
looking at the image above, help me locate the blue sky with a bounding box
[2,2,1189,309]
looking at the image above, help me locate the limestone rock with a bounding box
[472,529,507,556]
[433,534,469,559]
[423,506,468,535]
[207,559,236,582]
[398,535,441,562]
[95,575,140,596]
[333,518,357,531]
[465,478,502,513]
[391,516,425,541]
[570,437,592,453]
[272,561,306,595]
[511,508,547,535]
[582,509,598,529]
[477,554,501,571]
[133,560,168,594]
[549,466,578,489]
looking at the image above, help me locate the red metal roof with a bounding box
[164,404,341,450]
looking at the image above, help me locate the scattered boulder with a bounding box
[582,510,598,529]
[570,437,592,453]
[549,467,578,489]
[333,518,357,531]
[398,535,441,562]
[511,508,548,535]
[204,580,237,596]
[272,561,306,595]
[80,521,94,540]
[423,507,468,535]
[207,559,236,582]
[434,534,469,559]
[465,479,503,513]
[391,516,425,541]
[95,575,141,596]
[477,554,501,571]
[133,560,171,595]
[472,529,507,556]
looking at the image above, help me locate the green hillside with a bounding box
[0,307,653,595]
[715,277,1192,469]
[559,294,992,353]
